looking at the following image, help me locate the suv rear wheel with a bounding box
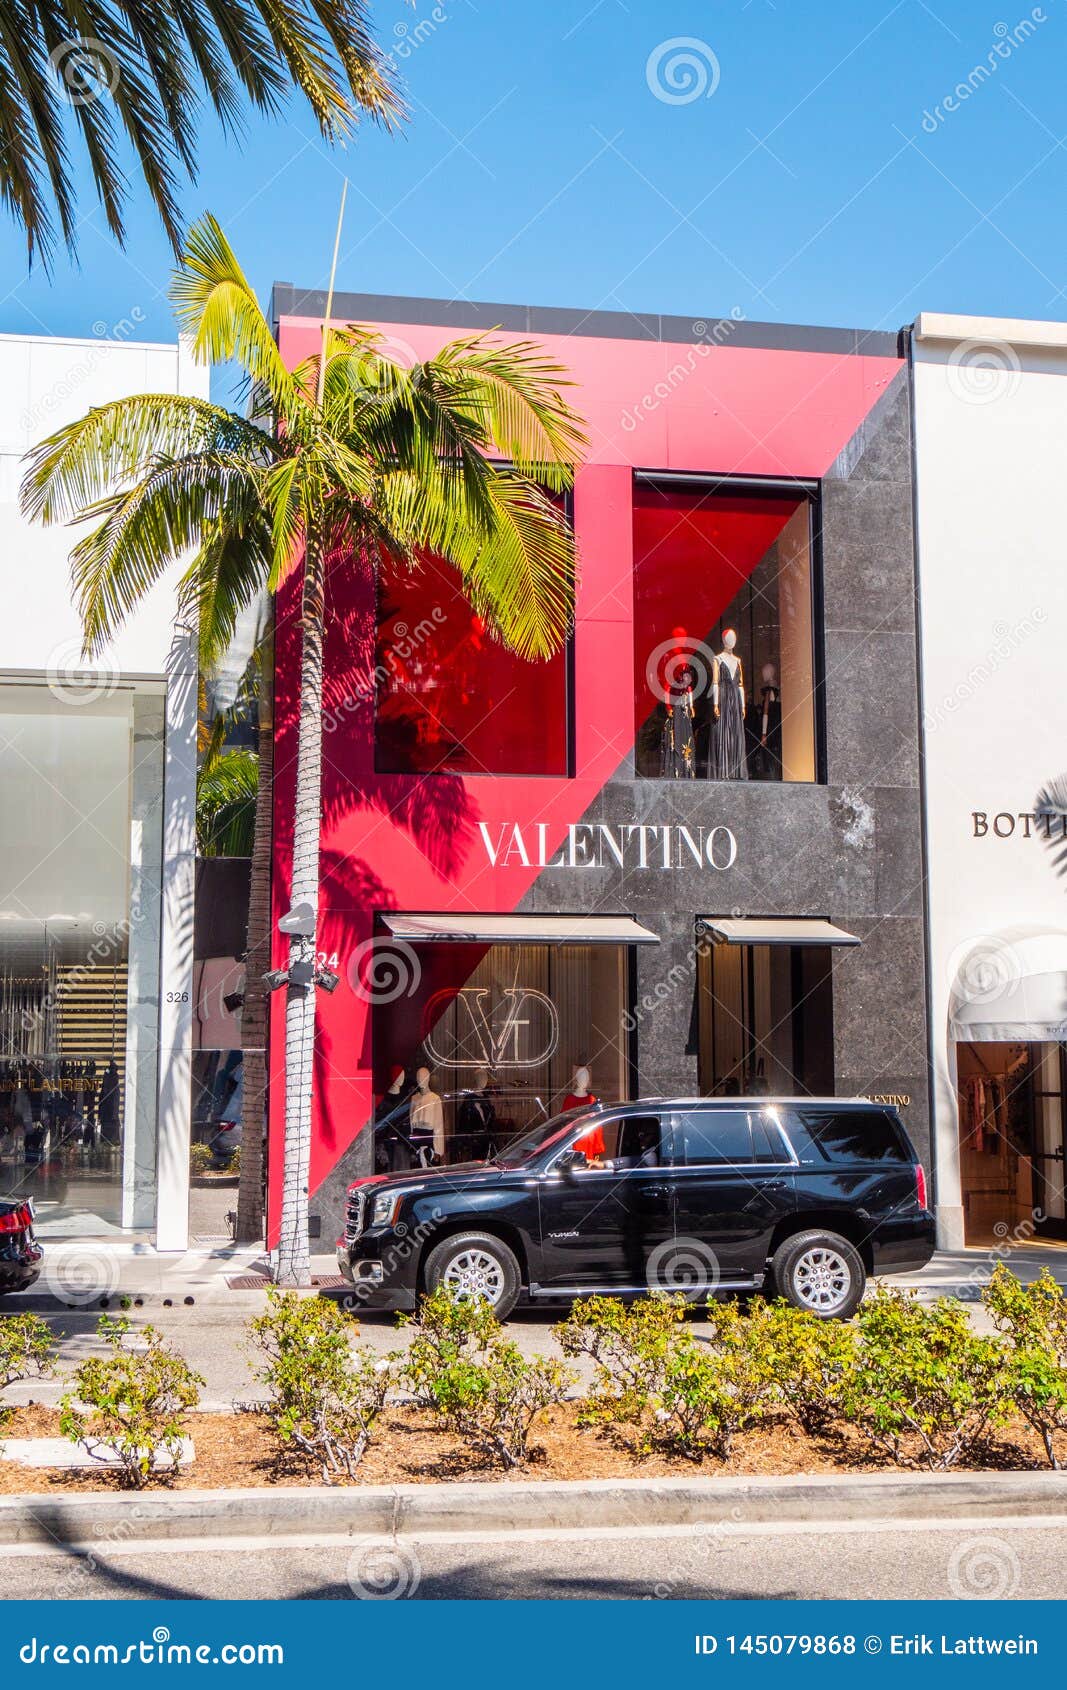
[423,1231,521,1320]
[770,1230,865,1319]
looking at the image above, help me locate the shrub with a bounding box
[402,1285,573,1469]
[59,1315,203,1487]
[983,1264,1067,1469]
[0,1312,55,1426]
[249,1289,392,1481]
[227,1145,241,1175]
[752,1300,860,1436]
[556,1294,777,1460]
[845,1287,1010,1470]
[189,1142,214,1175]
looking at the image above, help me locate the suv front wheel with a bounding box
[770,1230,865,1319]
[423,1231,522,1320]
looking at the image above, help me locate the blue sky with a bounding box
[2,0,1067,376]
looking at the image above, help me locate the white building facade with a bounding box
[0,331,206,1251]
[912,313,1067,1250]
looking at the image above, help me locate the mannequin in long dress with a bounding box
[659,626,697,779]
[410,1065,445,1162]
[708,628,748,780]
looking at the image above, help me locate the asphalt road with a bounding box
[4,1279,1013,1411]
[1,1516,1064,1601]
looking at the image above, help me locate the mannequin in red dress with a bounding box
[566,1067,604,1160]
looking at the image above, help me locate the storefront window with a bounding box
[375,554,570,778]
[697,938,834,1097]
[957,1040,1067,1244]
[633,480,818,782]
[0,688,149,1234]
[370,938,629,1164]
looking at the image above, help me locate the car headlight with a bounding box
[370,1191,403,1228]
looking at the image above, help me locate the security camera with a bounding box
[315,968,340,994]
[277,899,317,938]
[222,990,245,1013]
[262,968,290,991]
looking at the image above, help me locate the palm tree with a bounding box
[0,0,400,262]
[22,214,588,1285]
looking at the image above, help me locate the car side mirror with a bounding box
[554,1148,580,1176]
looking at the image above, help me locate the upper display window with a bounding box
[375,554,570,778]
[633,481,819,783]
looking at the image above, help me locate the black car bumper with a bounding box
[869,1214,937,1276]
[336,1239,418,1311]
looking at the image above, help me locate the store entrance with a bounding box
[956,1041,1067,1244]
[697,939,835,1097]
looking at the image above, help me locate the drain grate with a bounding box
[226,1273,351,1291]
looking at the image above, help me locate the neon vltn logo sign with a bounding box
[477,821,739,871]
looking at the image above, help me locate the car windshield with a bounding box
[491,1108,590,1167]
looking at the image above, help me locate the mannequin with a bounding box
[457,1066,496,1161]
[375,1066,411,1172]
[659,626,697,779]
[754,661,782,779]
[410,1065,445,1162]
[708,628,748,780]
[563,1065,597,1112]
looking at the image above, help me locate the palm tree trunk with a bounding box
[235,610,274,1245]
[275,533,325,1287]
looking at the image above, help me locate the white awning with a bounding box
[379,913,660,945]
[698,916,860,947]
[949,929,1067,1042]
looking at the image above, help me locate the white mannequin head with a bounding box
[416,1066,432,1093]
[721,628,737,654]
[472,1067,489,1091]
[761,662,776,684]
[572,1065,591,1096]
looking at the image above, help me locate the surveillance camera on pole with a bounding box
[277,899,317,939]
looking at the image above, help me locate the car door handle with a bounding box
[645,1185,673,1198]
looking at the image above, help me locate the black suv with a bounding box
[336,1097,935,1321]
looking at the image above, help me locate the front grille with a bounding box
[345,1188,366,1245]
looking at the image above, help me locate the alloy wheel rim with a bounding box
[441,1248,505,1305]
[793,1246,850,1312]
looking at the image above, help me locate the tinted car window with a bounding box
[675,1109,758,1166]
[570,1114,664,1167]
[788,1108,910,1165]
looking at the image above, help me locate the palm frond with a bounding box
[197,746,258,856]
[431,333,589,489]
[171,215,301,412]
[68,452,263,655]
[20,392,271,524]
[2,0,402,262]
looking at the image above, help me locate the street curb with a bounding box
[0,1470,1064,1547]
